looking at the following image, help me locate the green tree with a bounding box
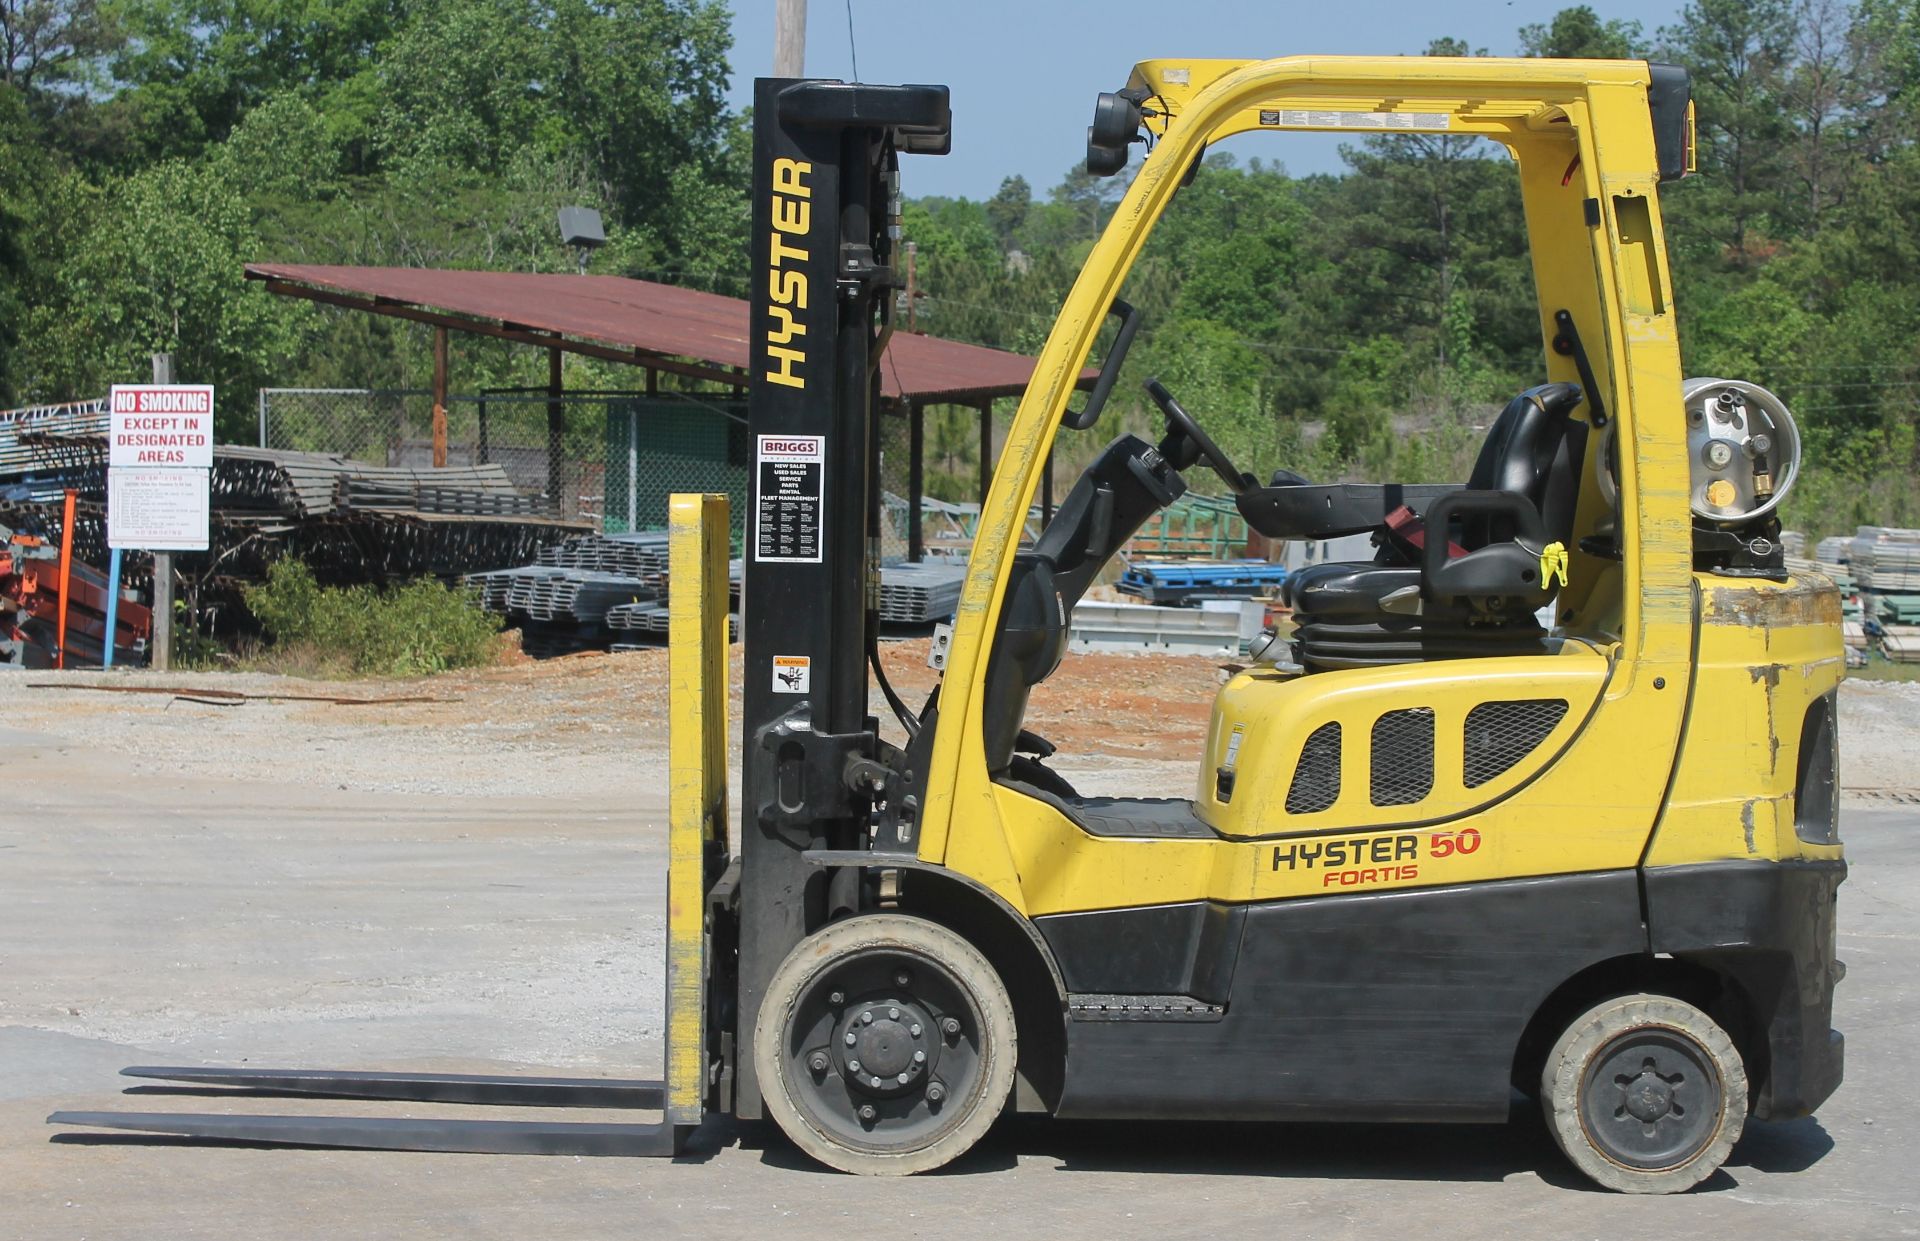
[103,0,397,167]
[28,158,301,433]
[2,0,114,91]
[1519,6,1646,58]
[1659,0,1798,258]
[985,175,1031,248]
[0,84,44,401]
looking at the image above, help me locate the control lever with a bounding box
[1013,729,1057,759]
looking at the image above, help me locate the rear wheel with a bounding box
[754,913,1016,1175]
[1541,994,1746,1194]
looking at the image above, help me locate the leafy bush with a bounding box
[244,559,503,677]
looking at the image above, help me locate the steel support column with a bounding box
[908,402,925,562]
[978,400,992,505]
[547,344,564,514]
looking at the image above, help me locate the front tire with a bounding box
[1541,994,1747,1194]
[754,913,1017,1175]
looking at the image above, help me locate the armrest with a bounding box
[1235,482,1460,539]
[1423,490,1552,607]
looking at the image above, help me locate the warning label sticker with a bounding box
[755,434,824,563]
[1258,109,1450,131]
[772,654,812,694]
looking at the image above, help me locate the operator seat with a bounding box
[1276,382,1588,671]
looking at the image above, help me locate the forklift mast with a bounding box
[734,78,951,1117]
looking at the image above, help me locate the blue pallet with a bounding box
[1120,560,1287,588]
[1118,559,1287,605]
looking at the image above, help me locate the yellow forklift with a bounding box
[55,55,1846,1195]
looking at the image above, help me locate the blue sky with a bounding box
[724,0,1688,199]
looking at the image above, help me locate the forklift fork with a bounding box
[49,494,735,1157]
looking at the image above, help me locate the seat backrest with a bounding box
[1460,382,1585,548]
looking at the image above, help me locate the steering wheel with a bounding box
[1144,377,1250,495]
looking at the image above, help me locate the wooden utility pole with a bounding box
[775,0,806,77]
[149,352,174,671]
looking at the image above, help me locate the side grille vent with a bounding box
[1463,699,1570,788]
[1285,722,1342,814]
[1370,708,1436,807]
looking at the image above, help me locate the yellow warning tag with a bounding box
[1540,541,1570,589]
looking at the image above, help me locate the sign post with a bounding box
[106,358,211,670]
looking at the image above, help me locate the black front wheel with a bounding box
[754,914,1017,1175]
[1542,994,1747,1193]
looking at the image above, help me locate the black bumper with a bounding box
[1644,859,1846,1120]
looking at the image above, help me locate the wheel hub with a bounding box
[1619,1066,1679,1123]
[838,1000,935,1093]
[1581,1030,1719,1171]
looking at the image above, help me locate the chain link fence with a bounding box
[259,386,937,556]
[260,387,759,536]
[877,409,914,563]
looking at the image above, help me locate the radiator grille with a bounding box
[1285,722,1342,814]
[1370,708,1435,807]
[1463,699,1570,788]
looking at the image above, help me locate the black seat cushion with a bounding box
[1283,563,1420,615]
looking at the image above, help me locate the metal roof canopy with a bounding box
[244,263,1078,409]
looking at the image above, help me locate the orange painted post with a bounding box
[431,326,450,468]
[55,488,75,669]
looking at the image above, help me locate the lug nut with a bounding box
[897,1072,910,1084]
[862,1010,875,1025]
[926,1082,946,1104]
[808,1053,830,1075]
[848,1059,862,1073]
[858,1104,877,1122]
[940,1016,961,1036]
[871,1076,885,1088]
[888,1007,901,1020]
[913,1050,926,1063]
[909,1023,922,1037]
[844,1031,856,1045]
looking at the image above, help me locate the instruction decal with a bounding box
[755,434,824,563]
[772,654,812,694]
[1258,109,1450,131]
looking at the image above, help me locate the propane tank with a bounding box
[1681,377,1800,526]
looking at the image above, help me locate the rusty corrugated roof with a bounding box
[246,263,1083,406]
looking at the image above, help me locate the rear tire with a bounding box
[1541,994,1746,1194]
[754,913,1016,1175]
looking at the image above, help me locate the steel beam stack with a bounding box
[878,561,965,624]
[1851,526,1920,662]
[470,531,741,656]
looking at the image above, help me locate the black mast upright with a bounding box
[734,78,950,1117]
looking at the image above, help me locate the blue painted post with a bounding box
[102,548,123,668]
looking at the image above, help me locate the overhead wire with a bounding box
[844,0,859,82]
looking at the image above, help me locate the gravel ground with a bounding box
[1835,677,1920,796]
[0,662,1913,1239]
[10,651,1914,802]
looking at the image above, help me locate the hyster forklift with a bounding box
[55,56,1847,1195]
